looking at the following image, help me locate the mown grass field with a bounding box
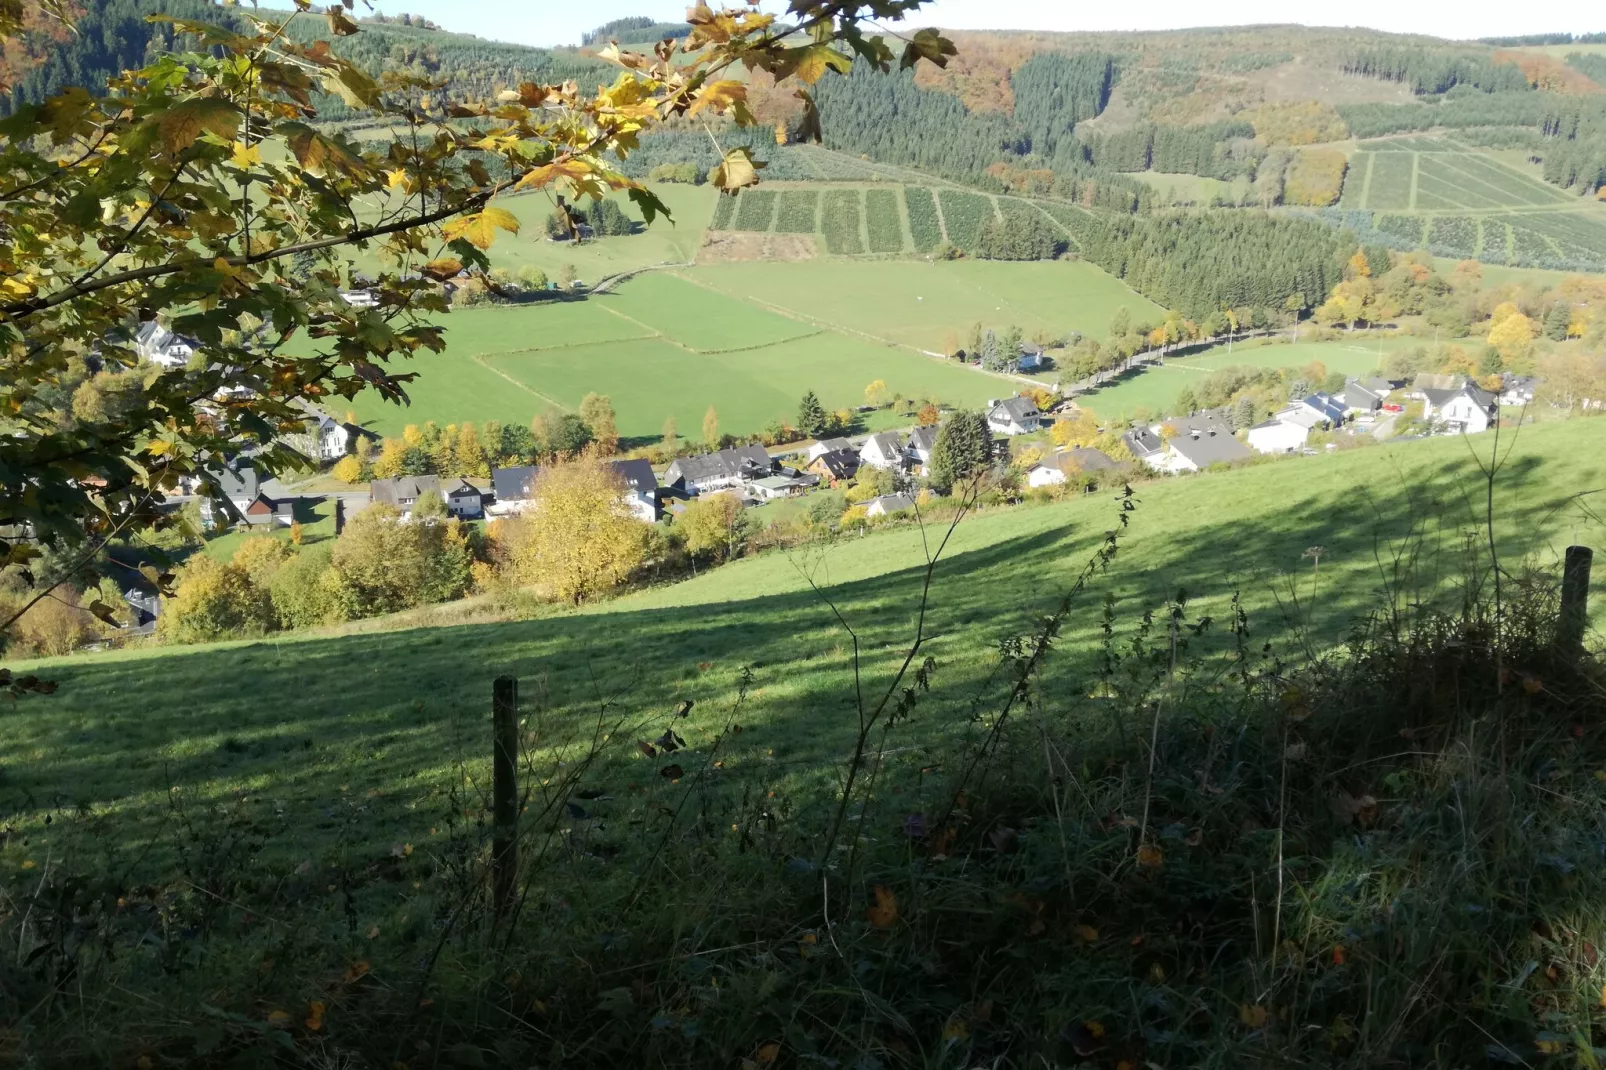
[337,258,1163,439]
[686,258,1166,352]
[1075,334,1425,418]
[8,419,1603,884]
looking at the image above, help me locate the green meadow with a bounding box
[1076,334,1428,419]
[8,419,1603,878]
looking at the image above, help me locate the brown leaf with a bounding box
[659,764,684,780]
[755,1041,780,1064]
[636,741,657,759]
[1136,843,1163,868]
[326,7,359,35]
[1239,1003,1268,1028]
[304,1000,325,1031]
[866,884,899,929]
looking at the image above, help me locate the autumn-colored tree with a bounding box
[1022,386,1055,412]
[455,422,489,477]
[661,416,679,457]
[332,456,364,484]
[700,405,721,450]
[865,379,891,408]
[326,504,472,617]
[579,393,620,456]
[290,520,305,547]
[1347,249,1372,279]
[160,556,276,644]
[1050,409,1100,449]
[1488,311,1538,363]
[232,537,293,589]
[403,425,424,448]
[677,492,750,563]
[0,1,956,678]
[505,454,648,604]
[371,438,409,480]
[6,584,103,658]
[916,402,941,426]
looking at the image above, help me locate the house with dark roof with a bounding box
[490,459,658,521]
[133,320,197,368]
[905,425,940,471]
[445,478,484,520]
[858,432,907,471]
[1130,410,1249,472]
[1289,393,1347,427]
[1123,426,1166,465]
[197,462,263,529]
[1248,394,1344,455]
[1026,447,1117,488]
[1167,425,1252,471]
[370,475,441,519]
[242,493,295,528]
[663,445,773,496]
[1017,343,1046,373]
[805,437,853,463]
[806,448,860,484]
[1343,379,1385,414]
[987,396,1042,436]
[1422,382,1497,434]
[1500,374,1539,407]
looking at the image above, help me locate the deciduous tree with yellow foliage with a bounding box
[505,453,648,605]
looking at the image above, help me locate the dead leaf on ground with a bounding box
[1239,1003,1268,1028]
[866,884,899,929]
[1136,844,1163,868]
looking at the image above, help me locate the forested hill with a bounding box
[0,0,607,118]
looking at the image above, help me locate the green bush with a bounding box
[820,188,865,254]
[904,186,941,252]
[864,188,904,253]
[773,189,819,233]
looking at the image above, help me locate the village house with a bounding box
[1017,343,1046,373]
[864,493,916,518]
[663,445,772,496]
[491,458,659,522]
[1129,410,1251,473]
[1422,381,1498,434]
[905,425,939,472]
[1342,379,1386,414]
[1025,447,1117,489]
[444,478,485,520]
[1500,375,1539,407]
[281,400,352,462]
[197,463,266,529]
[805,437,854,463]
[858,432,907,471]
[133,321,197,368]
[1287,393,1348,427]
[986,396,1042,436]
[806,448,860,485]
[369,474,441,520]
[748,472,819,500]
[1246,394,1343,455]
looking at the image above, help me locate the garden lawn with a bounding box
[8,419,1603,877]
[201,497,338,561]
[684,259,1165,351]
[1076,335,1431,420]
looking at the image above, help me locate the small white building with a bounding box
[133,321,197,368]
[1246,418,1311,455]
[805,437,854,463]
[864,493,915,518]
[858,432,907,471]
[339,289,379,308]
[445,478,484,520]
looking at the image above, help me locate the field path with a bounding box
[1409,153,1420,212]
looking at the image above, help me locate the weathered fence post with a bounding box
[1559,545,1594,660]
[492,675,519,914]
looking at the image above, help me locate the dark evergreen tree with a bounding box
[1545,301,1574,341]
[928,410,992,494]
[797,391,829,438]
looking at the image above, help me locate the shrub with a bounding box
[159,556,275,644]
[1283,148,1348,206]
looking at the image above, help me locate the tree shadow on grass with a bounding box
[6,439,1602,874]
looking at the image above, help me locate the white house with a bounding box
[986,396,1042,436]
[286,401,351,462]
[748,473,818,500]
[864,493,915,518]
[1422,383,1497,434]
[858,432,907,471]
[1500,375,1539,407]
[1025,447,1116,488]
[805,437,853,463]
[339,289,379,308]
[444,478,484,520]
[196,462,265,529]
[905,426,939,471]
[490,459,658,522]
[133,321,196,368]
[1246,418,1311,454]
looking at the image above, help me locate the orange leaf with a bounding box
[266,1009,292,1029]
[756,1041,780,1064]
[1239,1003,1268,1028]
[1136,844,1163,868]
[304,1000,325,1031]
[1332,944,1346,965]
[866,884,899,929]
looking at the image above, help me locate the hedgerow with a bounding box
[820,188,865,254]
[904,186,942,251]
[864,188,904,252]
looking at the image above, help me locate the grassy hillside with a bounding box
[9,418,1603,877]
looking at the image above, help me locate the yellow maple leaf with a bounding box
[1136,844,1163,868]
[230,141,260,169]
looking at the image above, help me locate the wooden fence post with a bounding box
[492,675,518,914]
[1559,545,1593,660]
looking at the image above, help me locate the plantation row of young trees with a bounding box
[1341,46,1534,95]
[1083,120,1261,179]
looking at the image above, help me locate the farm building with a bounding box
[864,493,916,518]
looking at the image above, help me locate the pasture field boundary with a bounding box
[590,283,823,356]
[468,355,574,412]
[1409,152,1420,212]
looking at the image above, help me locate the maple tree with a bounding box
[0,2,954,679]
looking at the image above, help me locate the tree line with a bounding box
[1342,46,1534,95]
